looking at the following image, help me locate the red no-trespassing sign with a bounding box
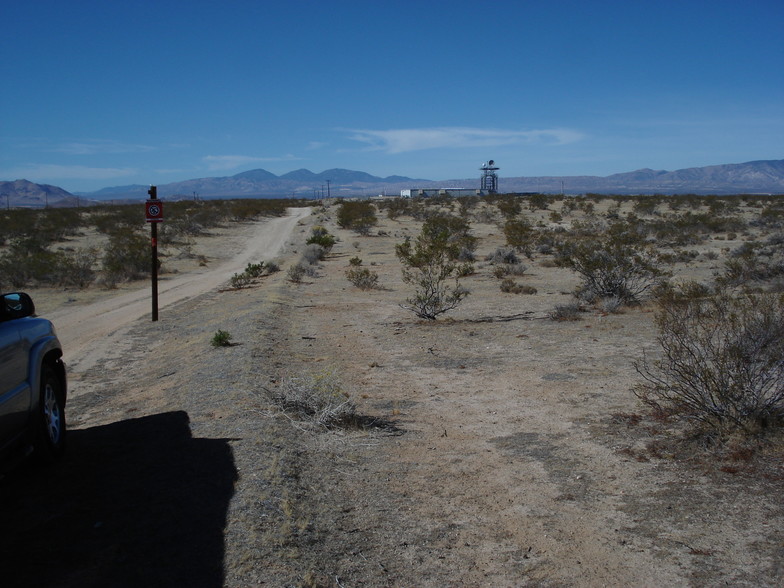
[145,200,164,223]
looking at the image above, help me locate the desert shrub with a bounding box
[455,262,474,277]
[302,244,326,264]
[456,196,481,217]
[500,279,537,294]
[229,272,252,289]
[265,261,280,273]
[756,205,784,228]
[384,198,411,220]
[0,236,63,288]
[600,295,624,314]
[56,247,97,288]
[211,330,233,347]
[561,198,578,215]
[537,242,554,255]
[503,219,535,257]
[348,256,363,267]
[395,221,470,320]
[422,214,477,258]
[91,205,143,234]
[527,193,550,211]
[337,201,377,235]
[493,261,528,278]
[346,267,380,290]
[578,200,595,215]
[306,225,336,250]
[102,229,150,284]
[718,239,784,288]
[634,285,784,437]
[457,246,475,262]
[268,368,357,429]
[287,263,313,283]
[632,197,662,216]
[549,302,582,321]
[495,196,522,219]
[0,209,38,244]
[486,246,520,265]
[558,231,669,306]
[243,262,265,278]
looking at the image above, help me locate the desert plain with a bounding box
[1,195,782,587]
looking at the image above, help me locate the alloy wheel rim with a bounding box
[43,384,62,444]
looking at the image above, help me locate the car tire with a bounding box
[35,363,66,462]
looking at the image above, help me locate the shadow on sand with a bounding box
[0,411,237,588]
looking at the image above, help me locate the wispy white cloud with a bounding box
[50,139,156,155]
[345,126,584,153]
[0,163,137,181]
[202,154,301,171]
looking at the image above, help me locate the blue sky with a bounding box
[2,0,783,193]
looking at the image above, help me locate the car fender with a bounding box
[27,335,65,415]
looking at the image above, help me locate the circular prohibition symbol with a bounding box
[145,200,164,222]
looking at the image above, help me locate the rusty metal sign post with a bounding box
[145,186,164,321]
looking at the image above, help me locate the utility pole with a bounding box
[326,179,331,199]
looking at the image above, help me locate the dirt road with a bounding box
[48,207,310,379]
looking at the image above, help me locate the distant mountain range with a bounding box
[2,159,783,207]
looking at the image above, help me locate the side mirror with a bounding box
[0,292,35,321]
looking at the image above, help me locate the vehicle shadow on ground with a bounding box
[0,411,237,588]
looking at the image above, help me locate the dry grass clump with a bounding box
[549,302,582,321]
[500,278,537,295]
[267,369,357,430]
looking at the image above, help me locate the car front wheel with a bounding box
[36,364,66,462]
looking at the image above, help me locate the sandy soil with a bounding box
[1,200,782,587]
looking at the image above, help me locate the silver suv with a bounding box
[0,292,67,467]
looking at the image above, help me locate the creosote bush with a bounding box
[102,229,150,285]
[229,261,267,289]
[395,216,470,319]
[558,229,669,307]
[346,267,380,290]
[336,201,378,235]
[634,284,784,438]
[306,225,336,250]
